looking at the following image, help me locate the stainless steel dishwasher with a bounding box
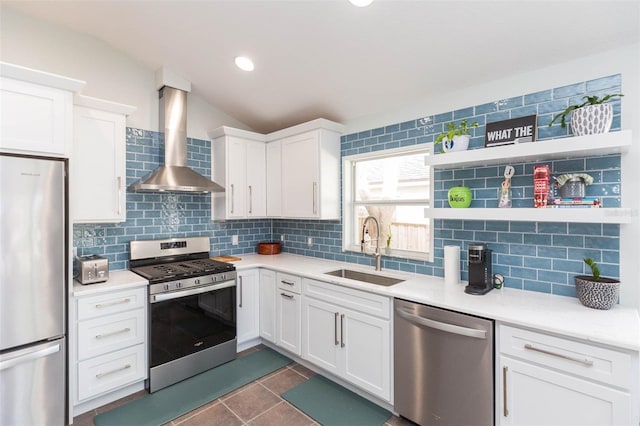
[394,298,494,426]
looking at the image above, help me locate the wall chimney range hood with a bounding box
[129,84,224,193]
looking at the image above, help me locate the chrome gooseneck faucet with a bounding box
[361,216,382,271]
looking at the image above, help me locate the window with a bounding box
[343,145,433,261]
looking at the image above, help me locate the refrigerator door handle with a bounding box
[395,307,487,339]
[0,342,61,371]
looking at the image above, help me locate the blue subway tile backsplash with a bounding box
[74,74,622,300]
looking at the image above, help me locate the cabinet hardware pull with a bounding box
[334,312,339,346]
[280,292,294,299]
[524,343,594,366]
[503,366,508,417]
[248,185,252,214]
[239,276,243,308]
[340,314,345,347]
[281,280,295,286]
[312,182,318,214]
[95,298,130,309]
[96,363,131,379]
[117,176,122,215]
[96,327,131,339]
[230,184,235,214]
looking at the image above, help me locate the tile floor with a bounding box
[73,346,415,426]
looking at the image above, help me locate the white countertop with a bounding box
[72,269,148,296]
[231,253,640,352]
[74,253,640,351]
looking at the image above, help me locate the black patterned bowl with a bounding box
[574,276,620,310]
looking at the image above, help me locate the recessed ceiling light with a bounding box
[234,56,255,72]
[349,0,373,7]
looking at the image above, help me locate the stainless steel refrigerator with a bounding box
[0,154,67,426]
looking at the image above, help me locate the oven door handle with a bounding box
[150,280,236,303]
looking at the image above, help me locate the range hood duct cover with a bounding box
[129,86,224,193]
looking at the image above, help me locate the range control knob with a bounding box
[195,279,200,285]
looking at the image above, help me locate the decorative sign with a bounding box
[484,115,537,148]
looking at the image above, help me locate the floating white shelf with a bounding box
[431,207,632,224]
[430,130,631,169]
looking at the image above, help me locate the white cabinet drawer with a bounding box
[77,309,145,360]
[302,278,391,320]
[77,287,146,320]
[277,272,301,294]
[77,344,146,401]
[499,324,633,389]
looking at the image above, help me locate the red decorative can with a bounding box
[533,165,551,208]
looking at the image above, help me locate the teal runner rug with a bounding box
[282,375,392,426]
[94,348,291,426]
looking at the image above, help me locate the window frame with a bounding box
[342,144,434,262]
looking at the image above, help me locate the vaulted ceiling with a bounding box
[4,1,639,133]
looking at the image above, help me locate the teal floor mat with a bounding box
[94,348,291,426]
[282,375,392,426]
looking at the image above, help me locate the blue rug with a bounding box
[282,374,392,426]
[94,348,291,426]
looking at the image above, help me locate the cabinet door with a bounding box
[301,297,341,374]
[236,270,260,345]
[266,141,282,217]
[499,357,632,426]
[276,289,301,355]
[281,132,319,218]
[259,269,276,343]
[1,77,70,156]
[245,141,266,217]
[226,138,246,218]
[342,308,391,401]
[72,106,126,222]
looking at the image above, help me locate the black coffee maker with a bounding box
[465,243,493,295]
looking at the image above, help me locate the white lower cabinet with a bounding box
[276,272,301,355]
[74,287,147,405]
[301,278,391,402]
[259,269,277,343]
[237,269,260,347]
[498,324,636,426]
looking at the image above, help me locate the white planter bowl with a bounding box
[570,104,613,136]
[442,134,470,152]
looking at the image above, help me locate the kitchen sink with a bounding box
[324,269,405,286]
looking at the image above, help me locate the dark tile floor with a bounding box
[72,346,415,426]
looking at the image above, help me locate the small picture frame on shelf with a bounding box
[485,115,537,148]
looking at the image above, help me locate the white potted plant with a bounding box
[434,119,479,153]
[548,93,623,136]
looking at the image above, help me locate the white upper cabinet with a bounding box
[1,63,85,157]
[210,127,267,220]
[272,120,343,219]
[71,96,135,223]
[211,118,344,220]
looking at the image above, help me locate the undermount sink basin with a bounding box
[324,269,404,286]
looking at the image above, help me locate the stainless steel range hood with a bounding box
[129,85,224,193]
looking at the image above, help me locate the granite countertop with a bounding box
[72,253,640,351]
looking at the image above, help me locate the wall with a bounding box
[0,6,252,138]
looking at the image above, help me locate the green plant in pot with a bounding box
[434,119,479,153]
[574,258,620,310]
[548,93,623,136]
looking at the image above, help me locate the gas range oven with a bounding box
[129,237,237,393]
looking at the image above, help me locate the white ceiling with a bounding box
[4,0,639,133]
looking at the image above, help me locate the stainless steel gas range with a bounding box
[129,237,237,393]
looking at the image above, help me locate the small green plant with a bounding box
[385,226,392,248]
[583,257,600,281]
[434,119,479,146]
[548,94,624,128]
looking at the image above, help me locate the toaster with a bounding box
[74,255,109,284]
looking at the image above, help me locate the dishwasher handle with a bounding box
[395,307,487,339]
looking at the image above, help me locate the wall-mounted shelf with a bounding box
[431,207,632,224]
[430,130,631,169]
